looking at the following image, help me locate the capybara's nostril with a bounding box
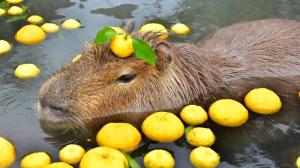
[39,103,68,119]
[48,105,66,114]
[38,95,68,116]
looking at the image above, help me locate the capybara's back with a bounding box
[201,19,300,99]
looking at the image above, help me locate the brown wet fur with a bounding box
[38,19,300,129]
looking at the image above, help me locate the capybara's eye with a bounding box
[116,74,136,83]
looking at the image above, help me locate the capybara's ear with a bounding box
[155,42,173,71]
[123,19,135,33]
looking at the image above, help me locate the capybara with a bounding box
[38,19,300,129]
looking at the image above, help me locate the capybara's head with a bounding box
[38,32,193,128]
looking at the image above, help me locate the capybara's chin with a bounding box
[38,19,300,130]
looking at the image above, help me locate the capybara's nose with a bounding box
[38,79,70,118]
[39,94,68,116]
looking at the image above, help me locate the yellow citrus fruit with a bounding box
[59,144,85,165]
[0,137,16,168]
[0,8,6,16]
[7,6,24,15]
[0,40,12,55]
[244,88,281,115]
[96,123,141,152]
[61,19,81,30]
[171,23,190,35]
[43,162,73,168]
[72,54,81,63]
[14,63,40,79]
[27,15,44,24]
[142,112,184,143]
[15,25,46,45]
[41,23,60,33]
[180,105,208,125]
[209,99,248,127]
[186,127,215,147]
[79,147,128,168]
[110,27,125,34]
[144,149,175,168]
[6,0,23,4]
[296,156,300,168]
[110,34,134,58]
[190,146,220,168]
[139,23,168,39]
[21,152,51,168]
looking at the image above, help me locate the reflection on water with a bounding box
[0,0,299,167]
[91,4,138,19]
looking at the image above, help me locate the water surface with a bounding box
[0,0,300,167]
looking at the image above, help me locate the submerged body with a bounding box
[38,19,300,128]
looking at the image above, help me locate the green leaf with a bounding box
[0,1,9,10]
[184,125,195,138]
[94,27,117,45]
[6,14,28,23]
[21,4,29,11]
[121,151,141,168]
[132,39,156,65]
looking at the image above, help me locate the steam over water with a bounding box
[0,0,299,167]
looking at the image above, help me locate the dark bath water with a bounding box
[0,0,300,167]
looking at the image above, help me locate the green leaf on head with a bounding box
[132,39,156,65]
[94,27,117,45]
